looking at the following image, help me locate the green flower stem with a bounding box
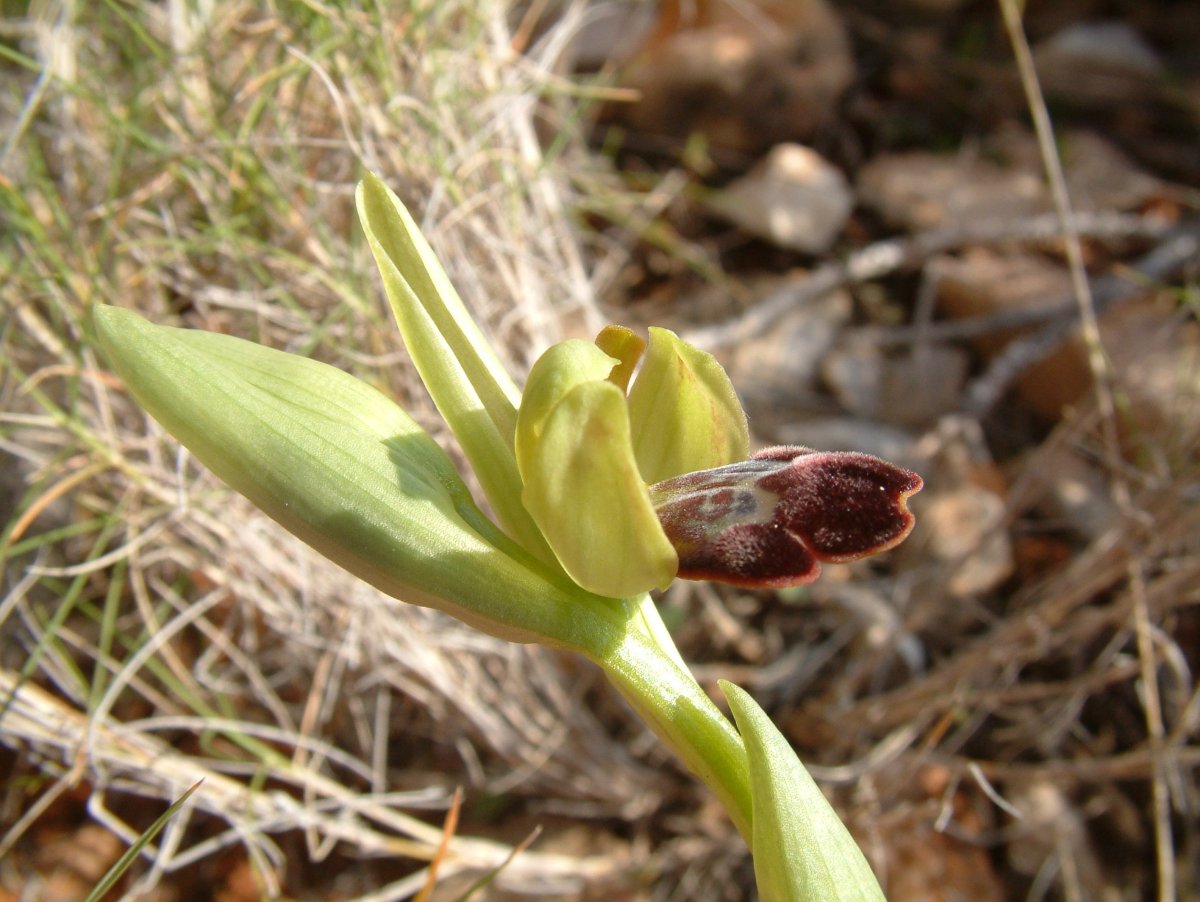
[579,600,754,841]
[630,591,692,676]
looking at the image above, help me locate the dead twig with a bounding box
[998,5,1176,899]
[681,210,1167,352]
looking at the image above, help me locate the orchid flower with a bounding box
[91,172,920,900]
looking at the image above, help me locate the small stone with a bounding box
[772,418,920,472]
[1034,21,1164,106]
[1021,445,1117,540]
[707,144,853,254]
[933,249,1083,420]
[934,251,1200,426]
[727,285,852,429]
[607,0,853,156]
[857,128,1160,233]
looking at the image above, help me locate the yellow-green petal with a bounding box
[627,327,749,484]
[514,339,617,463]
[517,341,678,598]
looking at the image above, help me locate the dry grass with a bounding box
[1,1,680,897]
[2,1,1199,900]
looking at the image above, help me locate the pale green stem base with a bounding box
[585,593,753,841]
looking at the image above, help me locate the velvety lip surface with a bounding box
[651,446,923,588]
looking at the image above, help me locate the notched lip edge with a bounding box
[824,468,925,562]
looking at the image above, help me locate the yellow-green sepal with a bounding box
[516,340,678,598]
[721,681,887,902]
[356,173,555,566]
[90,304,594,646]
[627,327,749,484]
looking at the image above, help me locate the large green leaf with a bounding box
[91,304,594,645]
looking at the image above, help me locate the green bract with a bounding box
[357,173,554,567]
[724,682,887,902]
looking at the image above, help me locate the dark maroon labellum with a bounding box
[649,445,923,588]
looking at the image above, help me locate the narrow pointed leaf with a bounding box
[721,681,887,902]
[627,327,749,484]
[517,340,677,598]
[356,173,554,564]
[91,305,590,645]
